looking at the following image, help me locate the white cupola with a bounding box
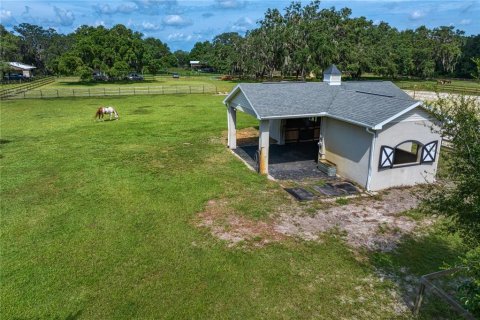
[323,64,342,85]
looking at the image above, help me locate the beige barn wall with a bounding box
[324,118,371,187]
[370,114,441,191]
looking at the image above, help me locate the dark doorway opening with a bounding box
[284,118,320,144]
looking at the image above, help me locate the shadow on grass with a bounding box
[0,139,12,144]
[131,106,154,115]
[370,229,466,319]
[64,309,83,320]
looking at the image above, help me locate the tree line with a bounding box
[0,23,176,79]
[1,0,479,80]
[191,1,480,80]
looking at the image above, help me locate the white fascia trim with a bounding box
[223,85,261,119]
[372,101,423,130]
[365,128,377,192]
[325,114,373,130]
[223,84,241,105]
[263,113,373,129]
[263,113,326,120]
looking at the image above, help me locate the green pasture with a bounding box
[43,76,236,93]
[0,94,464,319]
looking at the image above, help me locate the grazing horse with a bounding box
[95,106,119,121]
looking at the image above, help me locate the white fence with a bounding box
[3,84,218,100]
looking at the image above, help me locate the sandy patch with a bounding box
[197,188,431,251]
[195,199,286,247]
[275,188,432,251]
[235,127,259,146]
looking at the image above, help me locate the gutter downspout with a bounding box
[365,127,377,192]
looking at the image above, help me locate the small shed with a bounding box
[190,61,201,69]
[223,65,441,191]
[8,62,36,78]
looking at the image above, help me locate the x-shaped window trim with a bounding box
[421,141,438,163]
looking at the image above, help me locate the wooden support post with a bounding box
[227,105,237,149]
[258,119,270,175]
[319,117,326,160]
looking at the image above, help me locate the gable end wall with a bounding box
[229,91,257,118]
[370,111,441,191]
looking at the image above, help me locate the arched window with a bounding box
[379,140,438,169]
[393,140,422,165]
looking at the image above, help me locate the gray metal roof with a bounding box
[324,64,342,75]
[224,81,421,129]
[8,62,36,70]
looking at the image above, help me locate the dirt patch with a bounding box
[195,199,286,247]
[196,188,432,251]
[274,188,432,251]
[236,127,259,146]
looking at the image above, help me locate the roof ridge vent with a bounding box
[323,64,342,86]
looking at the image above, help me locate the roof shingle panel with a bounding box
[228,81,419,128]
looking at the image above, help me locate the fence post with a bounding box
[413,282,426,316]
[118,87,120,95]
[176,86,178,94]
[189,86,192,94]
[162,86,164,94]
[88,88,91,97]
[203,85,205,94]
[104,88,106,96]
[23,91,26,98]
[148,87,150,94]
[215,85,217,94]
[73,89,75,97]
[134,87,136,95]
[40,90,43,98]
[57,89,59,98]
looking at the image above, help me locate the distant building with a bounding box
[8,62,36,78]
[190,61,202,69]
[189,61,214,73]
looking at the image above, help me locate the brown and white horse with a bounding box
[95,106,119,120]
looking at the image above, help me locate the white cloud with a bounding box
[117,3,138,14]
[94,20,107,27]
[22,6,31,16]
[231,16,254,32]
[167,32,202,42]
[215,0,246,9]
[459,19,471,25]
[409,10,426,20]
[132,0,178,14]
[162,15,193,28]
[0,9,16,26]
[142,21,161,31]
[94,3,138,15]
[93,4,117,15]
[54,6,75,26]
[202,12,214,18]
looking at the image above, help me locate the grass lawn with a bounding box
[43,76,236,93]
[0,94,465,319]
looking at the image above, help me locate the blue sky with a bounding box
[1,0,479,51]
